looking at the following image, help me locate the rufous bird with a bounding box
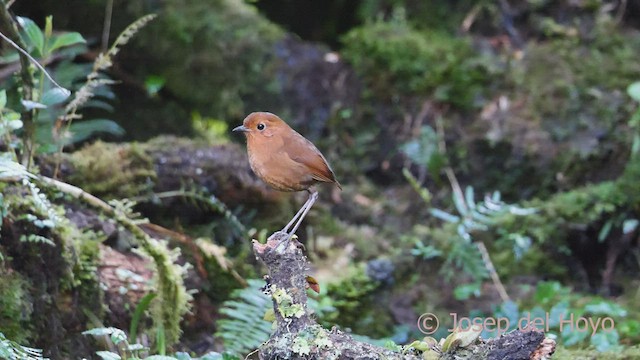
[233,112,341,246]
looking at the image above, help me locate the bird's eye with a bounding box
[257,123,265,131]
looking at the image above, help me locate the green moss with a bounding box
[554,345,640,359]
[494,179,630,246]
[72,230,104,317]
[319,264,393,338]
[272,286,305,319]
[0,269,33,343]
[68,141,156,198]
[341,12,491,108]
[119,0,284,138]
[500,17,640,187]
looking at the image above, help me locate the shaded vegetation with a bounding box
[1,0,640,358]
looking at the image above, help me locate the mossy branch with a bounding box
[252,232,555,359]
[39,176,191,346]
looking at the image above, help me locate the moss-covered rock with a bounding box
[0,268,33,343]
[0,185,103,358]
[67,140,156,198]
[341,12,490,109]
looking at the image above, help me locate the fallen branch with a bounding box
[252,232,556,359]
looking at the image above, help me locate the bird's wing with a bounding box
[283,132,338,185]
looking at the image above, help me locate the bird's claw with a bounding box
[266,232,305,254]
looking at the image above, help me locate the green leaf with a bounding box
[127,343,145,351]
[48,32,86,53]
[598,220,613,242]
[17,17,44,55]
[68,119,125,143]
[82,326,126,340]
[44,16,53,39]
[21,100,47,110]
[590,330,620,352]
[0,90,6,109]
[498,301,520,325]
[464,186,476,210]
[411,242,442,259]
[407,340,430,352]
[627,82,640,102]
[130,292,157,343]
[145,75,166,96]
[622,219,639,234]
[41,87,71,106]
[9,120,22,131]
[83,99,115,112]
[548,300,570,328]
[534,281,562,304]
[0,154,35,179]
[453,282,481,300]
[96,351,122,360]
[197,352,226,360]
[561,322,588,346]
[430,208,460,223]
[215,279,272,355]
[453,189,469,217]
[584,300,627,317]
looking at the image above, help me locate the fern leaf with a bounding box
[215,279,272,356]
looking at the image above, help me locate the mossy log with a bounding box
[40,136,278,204]
[253,232,556,360]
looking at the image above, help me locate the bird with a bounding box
[233,112,341,247]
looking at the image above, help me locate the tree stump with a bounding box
[252,232,556,360]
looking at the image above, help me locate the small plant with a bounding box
[402,124,535,300]
[214,279,273,356]
[1,9,191,351]
[0,332,46,360]
[486,281,639,351]
[0,155,60,246]
[341,8,492,108]
[83,327,236,360]
[0,13,155,172]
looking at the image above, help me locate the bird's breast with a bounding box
[247,138,313,192]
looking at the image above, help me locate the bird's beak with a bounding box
[232,125,250,133]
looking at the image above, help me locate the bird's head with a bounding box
[232,112,288,139]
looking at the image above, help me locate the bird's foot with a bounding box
[267,231,305,254]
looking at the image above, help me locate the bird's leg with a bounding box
[287,190,318,237]
[274,190,318,251]
[281,193,314,234]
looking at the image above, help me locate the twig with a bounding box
[39,176,113,213]
[477,241,510,302]
[614,0,627,24]
[0,31,69,95]
[435,116,467,213]
[101,0,113,52]
[461,4,482,32]
[435,116,510,302]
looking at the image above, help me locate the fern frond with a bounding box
[107,14,157,58]
[64,78,115,115]
[0,155,35,181]
[442,239,488,282]
[0,332,48,360]
[134,189,248,235]
[64,14,156,115]
[215,279,272,356]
